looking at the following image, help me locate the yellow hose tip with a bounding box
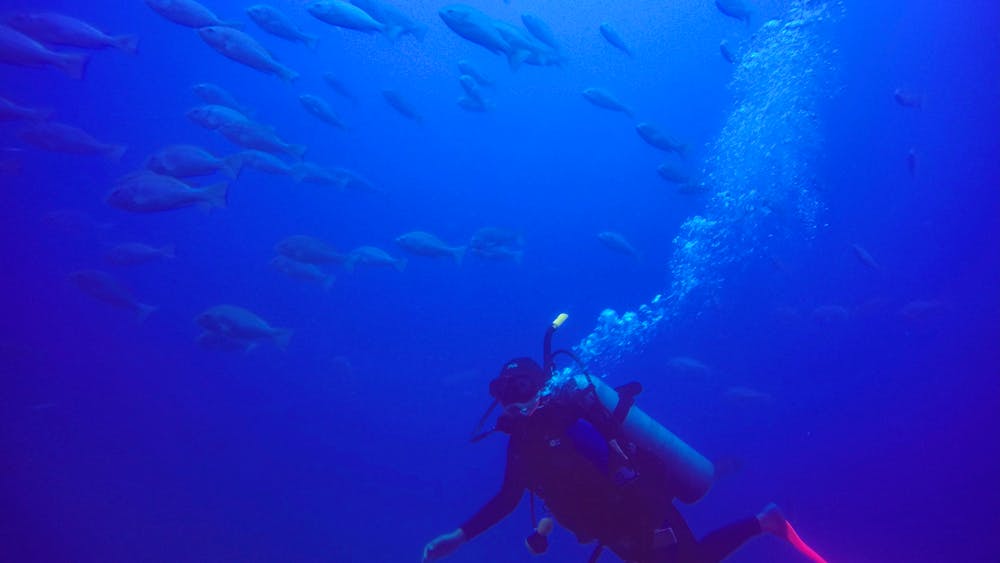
[552,313,568,329]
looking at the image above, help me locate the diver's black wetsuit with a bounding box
[460,395,762,563]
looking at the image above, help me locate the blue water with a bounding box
[1,0,998,561]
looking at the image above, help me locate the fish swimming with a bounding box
[349,0,427,40]
[851,243,881,271]
[196,304,292,350]
[322,73,358,103]
[0,95,51,121]
[344,246,407,272]
[69,269,157,321]
[105,171,228,213]
[146,144,242,178]
[395,231,466,264]
[635,122,686,155]
[308,0,385,34]
[457,60,493,87]
[598,23,632,57]
[270,255,336,290]
[719,39,736,63]
[186,104,252,130]
[597,231,641,259]
[216,120,306,159]
[582,88,633,117]
[104,242,175,266]
[715,0,752,25]
[438,5,509,55]
[382,89,422,122]
[19,121,126,161]
[247,4,318,48]
[145,0,242,29]
[191,83,252,116]
[198,26,299,81]
[299,94,346,129]
[275,235,345,264]
[237,150,296,177]
[0,24,89,79]
[656,164,690,184]
[521,13,559,51]
[5,12,138,54]
[458,74,489,111]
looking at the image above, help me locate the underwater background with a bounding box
[1,0,997,561]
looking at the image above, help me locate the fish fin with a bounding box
[454,246,466,266]
[203,181,229,209]
[114,35,140,55]
[59,53,90,80]
[273,328,293,351]
[136,303,158,322]
[385,25,404,41]
[160,244,176,259]
[105,145,128,163]
[394,258,408,272]
[506,49,529,72]
[223,154,244,178]
[323,274,336,291]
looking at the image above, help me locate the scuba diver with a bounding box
[422,315,825,563]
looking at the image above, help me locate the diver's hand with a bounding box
[422,529,466,562]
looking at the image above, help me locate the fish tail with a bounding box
[136,302,158,322]
[279,65,300,82]
[114,35,140,55]
[506,49,529,72]
[394,258,408,272]
[272,328,293,351]
[59,52,90,80]
[204,181,229,209]
[385,25,404,41]
[106,145,128,163]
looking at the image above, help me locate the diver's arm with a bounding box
[458,443,525,540]
[422,443,524,561]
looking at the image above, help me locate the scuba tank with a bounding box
[543,314,715,505]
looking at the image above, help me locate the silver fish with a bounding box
[270,255,336,290]
[192,83,252,116]
[104,242,175,266]
[344,246,407,272]
[636,122,686,155]
[299,94,346,129]
[275,235,345,264]
[19,121,126,161]
[349,0,427,40]
[237,150,295,176]
[382,89,421,122]
[247,4,318,48]
[196,304,292,350]
[395,231,465,264]
[145,0,242,29]
[216,120,306,158]
[597,231,641,259]
[0,95,51,121]
[69,269,157,320]
[582,88,633,117]
[146,144,241,178]
[308,0,385,34]
[186,104,252,130]
[598,23,631,57]
[198,26,299,81]
[5,12,138,54]
[106,171,227,213]
[0,24,88,79]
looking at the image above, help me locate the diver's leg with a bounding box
[692,516,762,562]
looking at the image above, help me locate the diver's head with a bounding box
[490,357,548,413]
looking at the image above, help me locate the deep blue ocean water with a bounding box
[1,0,997,561]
